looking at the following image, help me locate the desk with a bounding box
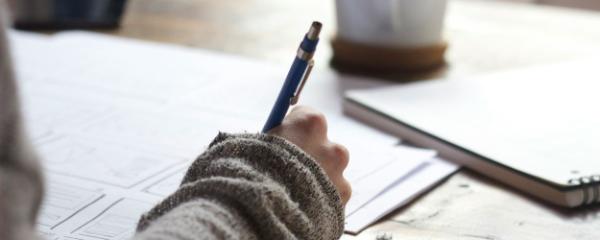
[104,0,600,239]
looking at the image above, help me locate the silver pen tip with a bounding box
[307,21,322,40]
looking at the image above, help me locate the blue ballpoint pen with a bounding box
[262,21,322,132]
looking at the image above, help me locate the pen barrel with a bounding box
[300,35,319,53]
[262,22,320,133]
[262,57,309,133]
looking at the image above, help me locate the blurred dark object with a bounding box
[9,0,127,30]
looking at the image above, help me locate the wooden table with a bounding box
[103,0,600,239]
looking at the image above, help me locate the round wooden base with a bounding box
[330,37,448,75]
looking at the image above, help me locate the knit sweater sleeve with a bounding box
[133,132,345,240]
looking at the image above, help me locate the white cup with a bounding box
[335,0,447,48]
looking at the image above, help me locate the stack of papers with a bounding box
[10,31,458,238]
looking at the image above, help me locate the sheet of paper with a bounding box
[72,198,155,240]
[341,144,436,215]
[9,30,457,239]
[37,181,104,229]
[345,157,458,234]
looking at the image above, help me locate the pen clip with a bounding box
[290,60,314,105]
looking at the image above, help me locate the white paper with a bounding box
[143,168,187,197]
[9,30,457,238]
[37,181,104,229]
[345,158,458,233]
[343,145,435,215]
[71,198,155,240]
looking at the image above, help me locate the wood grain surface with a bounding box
[101,0,600,239]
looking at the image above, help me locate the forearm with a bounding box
[134,133,344,240]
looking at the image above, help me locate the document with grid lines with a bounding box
[11,31,457,238]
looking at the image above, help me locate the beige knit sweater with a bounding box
[0,4,344,240]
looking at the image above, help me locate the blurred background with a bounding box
[504,0,600,10]
[9,0,600,81]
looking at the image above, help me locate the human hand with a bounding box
[268,106,351,205]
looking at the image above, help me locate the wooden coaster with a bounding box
[330,37,447,74]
